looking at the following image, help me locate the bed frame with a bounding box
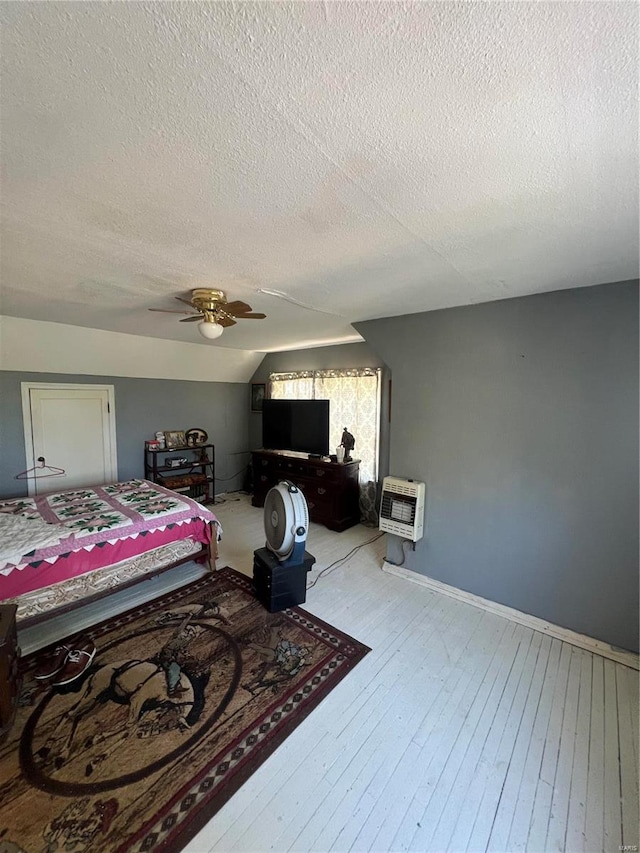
[0,479,220,628]
[9,535,217,629]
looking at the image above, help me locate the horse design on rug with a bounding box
[153,594,231,628]
[37,657,202,776]
[35,611,218,778]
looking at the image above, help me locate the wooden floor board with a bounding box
[505,637,563,853]
[484,635,553,853]
[525,641,573,852]
[565,649,593,853]
[358,624,521,853]
[319,615,510,853]
[628,666,639,766]
[302,607,495,852]
[584,655,605,853]
[392,626,532,849]
[603,660,623,852]
[439,623,532,853]
[404,619,524,852]
[22,494,638,853]
[617,664,640,849]
[545,646,583,852]
[463,629,542,852]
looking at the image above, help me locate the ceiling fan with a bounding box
[149,289,266,340]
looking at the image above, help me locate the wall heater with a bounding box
[379,476,425,542]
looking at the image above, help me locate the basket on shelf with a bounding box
[158,473,207,490]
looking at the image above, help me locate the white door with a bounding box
[22,384,117,494]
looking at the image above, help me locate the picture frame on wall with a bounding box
[164,430,186,449]
[251,383,266,413]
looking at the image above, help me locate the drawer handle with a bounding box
[261,460,268,466]
[307,501,315,510]
[316,469,325,477]
[317,487,326,495]
[260,475,268,482]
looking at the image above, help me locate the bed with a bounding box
[0,479,220,625]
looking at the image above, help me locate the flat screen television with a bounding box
[262,399,330,457]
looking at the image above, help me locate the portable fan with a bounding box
[263,480,309,567]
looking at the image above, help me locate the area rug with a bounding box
[0,567,370,852]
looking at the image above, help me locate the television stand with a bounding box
[251,449,360,532]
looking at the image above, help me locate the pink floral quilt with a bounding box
[0,479,218,575]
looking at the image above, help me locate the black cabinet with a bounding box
[145,444,215,505]
[253,547,316,612]
[251,450,360,532]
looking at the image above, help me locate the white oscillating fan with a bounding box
[264,480,309,567]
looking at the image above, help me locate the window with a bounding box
[269,368,381,524]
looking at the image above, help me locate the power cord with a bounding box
[215,466,251,483]
[212,487,248,506]
[384,538,413,569]
[212,495,242,505]
[307,532,384,590]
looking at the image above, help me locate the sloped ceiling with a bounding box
[1,1,637,352]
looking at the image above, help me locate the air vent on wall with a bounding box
[379,476,425,542]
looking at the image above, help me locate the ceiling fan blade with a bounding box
[179,315,205,323]
[149,308,198,315]
[237,312,266,320]
[224,300,253,316]
[217,316,237,327]
[174,296,196,308]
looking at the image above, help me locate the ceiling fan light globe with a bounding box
[198,320,224,340]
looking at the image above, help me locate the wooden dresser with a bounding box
[251,450,361,532]
[0,604,21,742]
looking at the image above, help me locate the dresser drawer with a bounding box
[273,459,307,478]
[251,451,361,532]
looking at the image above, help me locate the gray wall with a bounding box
[356,281,639,652]
[249,341,390,482]
[0,372,251,499]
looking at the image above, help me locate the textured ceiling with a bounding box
[1,1,638,352]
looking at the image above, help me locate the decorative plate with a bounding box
[185,427,208,447]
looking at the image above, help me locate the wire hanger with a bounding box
[15,457,66,480]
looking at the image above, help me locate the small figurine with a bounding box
[340,428,355,462]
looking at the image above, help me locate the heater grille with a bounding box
[379,476,425,541]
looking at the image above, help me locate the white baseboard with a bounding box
[382,561,639,671]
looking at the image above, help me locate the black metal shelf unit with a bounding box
[144,443,215,505]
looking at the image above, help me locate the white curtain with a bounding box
[269,368,381,524]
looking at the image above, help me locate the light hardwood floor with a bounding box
[20,493,639,853]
